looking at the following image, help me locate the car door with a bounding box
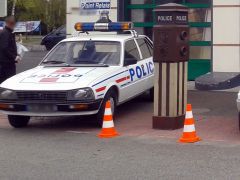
[135,37,154,90]
[120,39,149,101]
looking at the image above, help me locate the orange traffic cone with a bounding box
[98,100,119,138]
[179,104,201,143]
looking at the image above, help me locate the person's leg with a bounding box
[0,64,7,83]
[0,64,16,83]
[7,64,16,78]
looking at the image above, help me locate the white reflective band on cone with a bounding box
[104,108,112,115]
[103,121,114,128]
[186,111,193,119]
[183,125,195,132]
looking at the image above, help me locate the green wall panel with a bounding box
[188,59,211,80]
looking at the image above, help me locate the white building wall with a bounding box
[0,0,7,17]
[213,0,240,72]
[67,0,118,36]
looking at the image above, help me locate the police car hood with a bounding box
[1,66,118,91]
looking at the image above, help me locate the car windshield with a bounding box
[42,41,121,66]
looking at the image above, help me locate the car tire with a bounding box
[146,88,154,102]
[8,115,30,128]
[148,88,154,102]
[95,89,117,127]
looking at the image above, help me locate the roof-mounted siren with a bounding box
[96,11,112,23]
[75,11,132,32]
[74,22,132,32]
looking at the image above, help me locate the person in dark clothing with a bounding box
[0,16,20,83]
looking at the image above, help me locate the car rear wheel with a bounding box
[95,89,117,127]
[8,115,30,128]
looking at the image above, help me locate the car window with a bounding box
[73,43,84,59]
[136,38,153,59]
[145,38,153,55]
[42,41,121,66]
[124,39,141,61]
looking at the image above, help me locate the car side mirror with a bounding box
[124,57,137,66]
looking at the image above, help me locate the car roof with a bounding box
[62,33,147,43]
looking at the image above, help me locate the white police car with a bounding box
[0,22,154,128]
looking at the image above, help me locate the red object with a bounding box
[98,100,119,138]
[53,67,76,74]
[40,78,58,83]
[116,76,130,83]
[96,86,106,93]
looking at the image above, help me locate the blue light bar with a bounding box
[74,22,132,32]
[81,23,95,31]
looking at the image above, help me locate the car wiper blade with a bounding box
[72,63,109,67]
[42,60,67,64]
[98,63,109,67]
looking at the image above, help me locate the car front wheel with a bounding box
[8,115,30,128]
[95,89,117,127]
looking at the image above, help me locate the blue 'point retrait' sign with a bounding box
[81,2,110,10]
[79,0,111,15]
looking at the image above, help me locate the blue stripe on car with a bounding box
[97,94,104,97]
[92,70,128,87]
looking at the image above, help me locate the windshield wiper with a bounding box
[42,60,70,66]
[72,63,109,67]
[98,63,109,67]
[42,60,66,64]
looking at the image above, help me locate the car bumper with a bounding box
[0,99,102,117]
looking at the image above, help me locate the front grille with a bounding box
[17,91,67,102]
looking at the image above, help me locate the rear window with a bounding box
[124,39,141,61]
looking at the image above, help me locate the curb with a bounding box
[195,72,240,91]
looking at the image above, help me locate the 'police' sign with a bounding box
[155,11,188,25]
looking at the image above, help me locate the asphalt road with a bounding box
[1,128,240,180]
[0,51,239,180]
[16,51,47,73]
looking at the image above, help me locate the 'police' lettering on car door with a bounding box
[129,62,154,81]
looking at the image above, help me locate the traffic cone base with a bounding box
[179,132,201,143]
[98,128,119,138]
[179,104,201,143]
[98,100,119,138]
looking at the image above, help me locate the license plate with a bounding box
[27,104,57,112]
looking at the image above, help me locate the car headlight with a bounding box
[238,92,240,100]
[0,88,17,100]
[67,88,95,101]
